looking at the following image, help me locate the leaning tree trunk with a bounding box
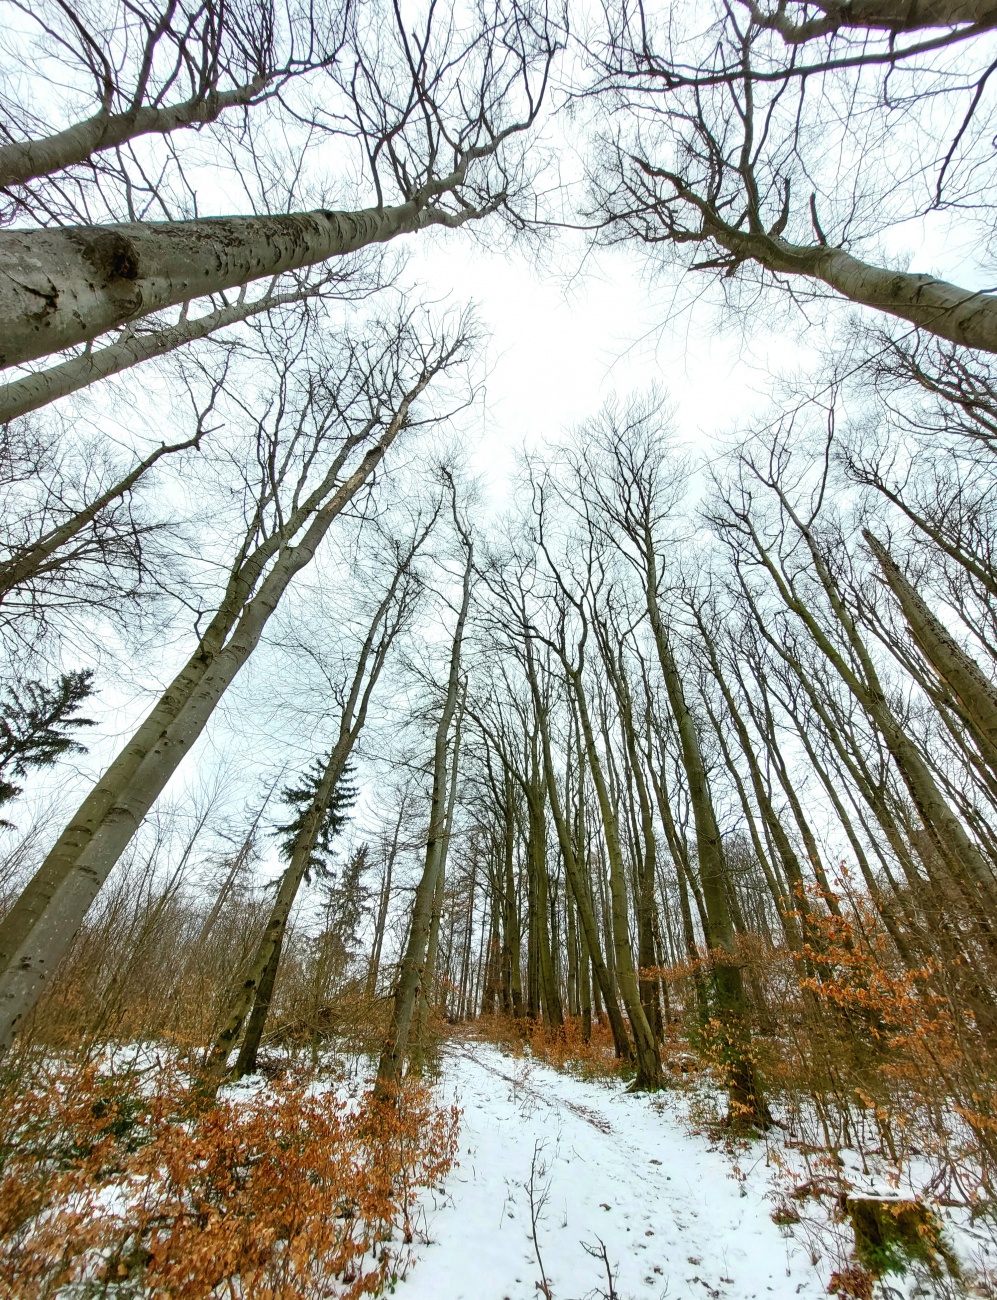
[0,406,418,1061]
[0,276,335,424]
[0,432,201,599]
[702,210,997,355]
[0,193,478,368]
[204,530,423,1091]
[0,398,398,983]
[366,803,406,1001]
[866,530,997,775]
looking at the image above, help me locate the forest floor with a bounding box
[395,1037,995,1300]
[397,1037,821,1300]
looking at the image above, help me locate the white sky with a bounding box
[6,12,997,899]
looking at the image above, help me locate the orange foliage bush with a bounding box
[0,1057,459,1298]
[473,1012,625,1080]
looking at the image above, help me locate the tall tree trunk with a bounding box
[0,276,336,424]
[366,802,405,1001]
[376,531,473,1094]
[0,190,485,368]
[0,369,430,989]
[569,666,662,1089]
[643,549,767,1123]
[525,651,633,1062]
[0,406,426,1062]
[866,530,997,775]
[413,699,465,1062]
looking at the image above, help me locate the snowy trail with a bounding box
[399,1040,823,1300]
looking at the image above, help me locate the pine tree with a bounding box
[0,670,96,820]
[273,762,358,881]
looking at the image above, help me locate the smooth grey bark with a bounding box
[637,548,766,1118]
[376,533,473,1092]
[0,277,338,424]
[414,695,465,1060]
[525,767,564,1028]
[0,383,426,1060]
[503,776,524,1018]
[597,628,664,1039]
[205,738,352,1092]
[568,659,662,1088]
[741,502,997,909]
[866,530,997,773]
[521,645,632,1061]
[0,75,273,191]
[638,163,997,355]
[0,327,449,982]
[0,177,489,369]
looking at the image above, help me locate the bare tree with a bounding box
[199,517,433,1094]
[0,306,476,1060]
[583,4,997,351]
[0,0,556,371]
[376,476,473,1092]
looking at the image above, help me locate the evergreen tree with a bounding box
[273,762,358,881]
[321,844,372,966]
[0,670,96,820]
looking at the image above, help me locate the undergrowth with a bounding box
[0,1052,460,1298]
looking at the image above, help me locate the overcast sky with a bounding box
[7,59,995,902]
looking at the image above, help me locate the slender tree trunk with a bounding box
[643,552,767,1123]
[0,277,334,424]
[569,668,661,1089]
[232,912,286,1079]
[0,381,423,986]
[366,804,403,1001]
[413,700,464,1061]
[376,534,473,1093]
[866,530,997,775]
[527,656,633,1061]
[0,405,423,1061]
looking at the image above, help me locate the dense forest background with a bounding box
[2,1,997,1295]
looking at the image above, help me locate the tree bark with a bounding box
[0,395,421,1060]
[866,530,997,774]
[0,196,479,369]
[0,75,273,190]
[376,533,473,1093]
[0,277,336,424]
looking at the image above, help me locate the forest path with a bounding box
[398,1039,823,1300]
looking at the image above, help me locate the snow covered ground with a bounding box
[397,1040,826,1300]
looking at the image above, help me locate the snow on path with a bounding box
[399,1041,823,1300]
